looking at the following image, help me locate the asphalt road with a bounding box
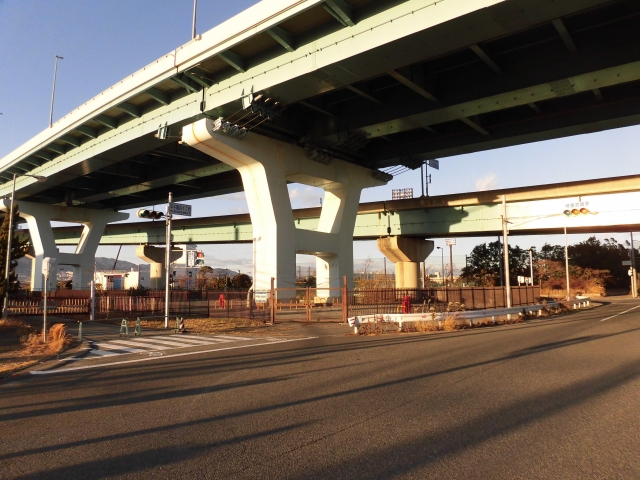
[1,300,640,479]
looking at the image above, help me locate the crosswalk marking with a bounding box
[87,334,258,359]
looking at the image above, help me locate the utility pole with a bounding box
[564,226,571,301]
[528,249,534,285]
[630,232,637,298]
[502,195,511,308]
[49,55,63,128]
[164,192,173,328]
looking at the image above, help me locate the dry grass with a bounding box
[0,320,74,375]
[137,317,267,334]
[442,314,465,331]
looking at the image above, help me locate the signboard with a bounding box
[622,260,632,266]
[392,188,413,200]
[254,291,268,303]
[427,159,440,170]
[187,250,196,267]
[169,203,192,216]
[445,238,456,246]
[42,257,57,277]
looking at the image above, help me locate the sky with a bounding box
[1,0,639,274]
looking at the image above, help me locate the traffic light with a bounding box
[195,251,205,266]
[137,209,164,220]
[563,207,594,216]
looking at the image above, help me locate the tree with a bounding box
[0,203,30,302]
[460,240,530,286]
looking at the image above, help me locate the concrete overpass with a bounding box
[49,174,640,245]
[4,0,640,293]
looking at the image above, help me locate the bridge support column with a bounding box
[377,237,434,289]
[135,245,183,290]
[183,118,388,298]
[2,200,128,290]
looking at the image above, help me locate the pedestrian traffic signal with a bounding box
[195,251,205,266]
[137,209,164,219]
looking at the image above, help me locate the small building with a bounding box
[95,268,146,290]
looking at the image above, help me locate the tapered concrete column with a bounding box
[183,118,388,298]
[377,237,434,289]
[135,245,183,289]
[3,200,128,290]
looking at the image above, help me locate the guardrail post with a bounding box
[134,317,142,336]
[78,321,82,342]
[119,319,129,337]
[270,277,275,325]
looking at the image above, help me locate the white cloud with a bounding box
[288,185,324,208]
[475,172,498,191]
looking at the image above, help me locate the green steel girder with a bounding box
[218,51,246,73]
[60,135,82,147]
[267,26,295,52]
[45,143,66,155]
[118,103,142,118]
[184,67,215,88]
[170,74,201,94]
[75,125,99,139]
[146,88,170,106]
[94,114,118,130]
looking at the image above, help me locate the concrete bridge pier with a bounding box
[182,118,388,298]
[377,237,434,289]
[2,200,128,290]
[135,245,183,290]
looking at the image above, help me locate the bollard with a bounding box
[174,316,185,333]
[134,317,142,336]
[119,319,129,337]
[78,321,83,342]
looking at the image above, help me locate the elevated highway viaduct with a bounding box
[3,0,640,293]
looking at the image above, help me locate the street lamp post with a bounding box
[3,174,46,318]
[49,55,64,128]
[564,226,571,301]
[436,246,444,287]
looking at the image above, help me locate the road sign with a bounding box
[169,203,192,216]
[392,188,413,200]
[254,291,268,303]
[445,238,456,246]
[622,260,632,266]
[187,250,196,267]
[428,159,440,170]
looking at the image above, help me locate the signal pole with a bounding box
[165,192,173,328]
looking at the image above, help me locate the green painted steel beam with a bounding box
[267,26,295,52]
[60,135,82,147]
[32,151,52,161]
[218,51,246,73]
[45,143,66,155]
[184,67,214,88]
[118,103,142,118]
[324,0,354,27]
[75,125,99,139]
[94,114,118,130]
[147,88,170,105]
[170,74,201,94]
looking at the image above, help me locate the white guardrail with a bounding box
[347,297,591,334]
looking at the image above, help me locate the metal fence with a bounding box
[7,285,539,322]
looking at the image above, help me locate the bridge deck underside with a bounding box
[5,0,640,210]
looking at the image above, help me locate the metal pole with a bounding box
[165,192,173,328]
[90,280,95,321]
[2,174,17,319]
[630,232,637,298]
[192,0,198,40]
[449,244,454,285]
[564,226,570,301]
[529,249,534,286]
[502,195,511,308]
[440,248,444,286]
[498,236,503,287]
[420,163,425,197]
[43,273,48,342]
[49,55,63,128]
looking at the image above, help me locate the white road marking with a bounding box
[600,304,640,322]
[210,335,254,341]
[31,337,317,375]
[167,335,233,344]
[91,343,149,353]
[122,337,191,347]
[98,339,167,350]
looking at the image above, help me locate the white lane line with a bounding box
[600,304,640,322]
[172,335,232,343]
[211,335,254,341]
[100,339,168,350]
[124,337,193,347]
[31,337,317,375]
[90,344,148,354]
[166,335,232,344]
